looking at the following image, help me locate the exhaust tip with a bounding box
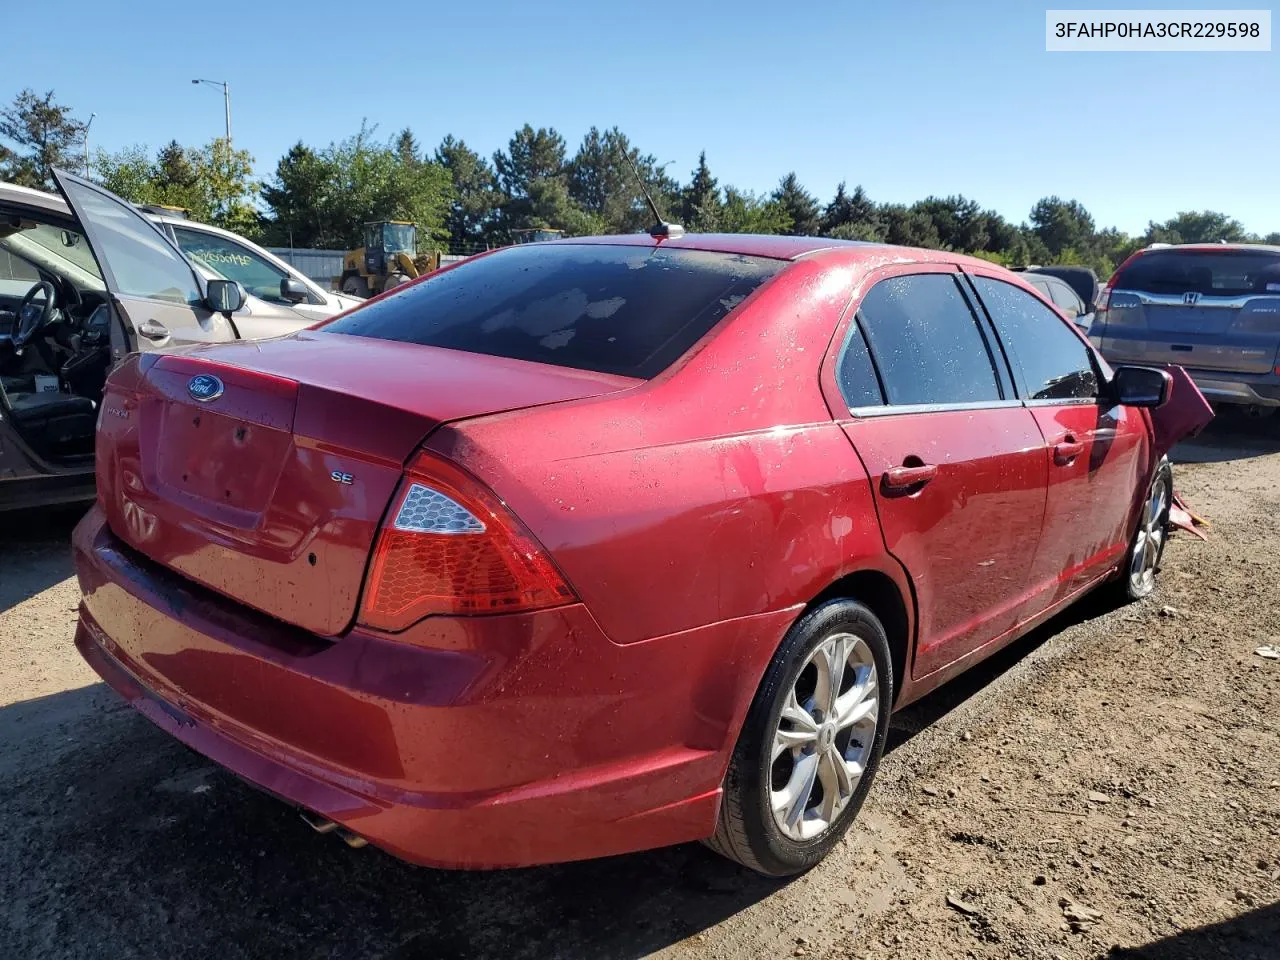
[299,810,368,848]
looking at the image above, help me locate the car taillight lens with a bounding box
[1095,286,1110,312]
[359,452,575,631]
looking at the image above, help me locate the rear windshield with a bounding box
[325,244,785,378]
[1114,250,1280,297]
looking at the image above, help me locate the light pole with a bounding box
[83,112,96,178]
[191,79,231,149]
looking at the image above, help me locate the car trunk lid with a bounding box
[94,330,637,636]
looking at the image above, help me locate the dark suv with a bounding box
[1095,244,1280,414]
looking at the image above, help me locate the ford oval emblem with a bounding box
[187,374,224,403]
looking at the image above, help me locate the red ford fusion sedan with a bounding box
[73,233,1211,876]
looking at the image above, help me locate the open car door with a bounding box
[51,169,239,359]
[1149,364,1214,458]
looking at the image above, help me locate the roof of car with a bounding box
[1142,242,1280,255]
[548,232,1008,270]
[0,182,70,216]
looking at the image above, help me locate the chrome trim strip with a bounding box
[848,397,1105,417]
[847,399,1024,418]
[1111,289,1280,310]
[1023,397,1099,408]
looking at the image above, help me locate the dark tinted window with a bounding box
[835,319,884,408]
[1047,279,1083,316]
[1113,250,1280,297]
[325,244,783,378]
[857,273,1002,406]
[973,277,1098,401]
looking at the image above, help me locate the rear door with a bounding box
[826,265,1047,679]
[51,170,237,354]
[967,271,1147,611]
[1098,248,1280,373]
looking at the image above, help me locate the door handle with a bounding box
[883,462,938,492]
[138,319,170,340]
[1054,438,1084,465]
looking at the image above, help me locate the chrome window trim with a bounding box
[847,396,1105,418]
[847,398,1024,418]
[1112,289,1280,309]
[1023,396,1100,408]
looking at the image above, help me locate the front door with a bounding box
[827,266,1048,679]
[966,272,1147,611]
[52,170,237,357]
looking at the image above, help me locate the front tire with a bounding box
[1117,456,1173,601]
[340,273,371,298]
[706,599,893,876]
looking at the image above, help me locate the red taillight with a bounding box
[358,452,575,631]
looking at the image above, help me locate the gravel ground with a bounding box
[1,416,1277,960]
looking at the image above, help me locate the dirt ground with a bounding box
[1,416,1277,960]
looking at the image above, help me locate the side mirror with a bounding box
[205,279,245,318]
[60,229,80,248]
[1112,365,1171,408]
[280,277,308,304]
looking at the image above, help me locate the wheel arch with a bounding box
[806,567,914,706]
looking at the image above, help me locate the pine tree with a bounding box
[681,151,722,232]
[772,172,820,236]
[0,89,87,188]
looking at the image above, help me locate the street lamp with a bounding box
[191,79,231,149]
[83,112,96,178]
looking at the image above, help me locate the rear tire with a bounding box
[705,599,893,877]
[340,274,371,298]
[1113,456,1173,602]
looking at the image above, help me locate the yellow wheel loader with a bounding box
[338,222,440,298]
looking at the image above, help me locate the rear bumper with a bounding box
[1183,370,1280,407]
[72,506,793,868]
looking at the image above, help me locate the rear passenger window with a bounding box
[856,273,1002,407]
[972,277,1099,402]
[835,320,884,408]
[1048,280,1083,316]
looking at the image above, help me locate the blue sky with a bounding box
[11,1,1278,234]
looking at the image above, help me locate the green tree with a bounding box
[1264,232,1280,246]
[878,203,941,248]
[94,145,159,206]
[98,138,260,238]
[912,195,988,251]
[494,125,568,197]
[680,151,723,232]
[771,172,820,236]
[1143,210,1249,245]
[979,210,1018,253]
[395,128,421,165]
[721,187,792,235]
[260,143,338,248]
[260,124,450,250]
[567,126,674,234]
[1029,197,1095,257]
[435,135,502,248]
[0,88,87,187]
[155,140,198,194]
[820,182,879,238]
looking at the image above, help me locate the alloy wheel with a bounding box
[1129,473,1168,594]
[770,632,879,841]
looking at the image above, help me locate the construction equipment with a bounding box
[338,221,441,298]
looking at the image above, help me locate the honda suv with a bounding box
[1095,244,1280,414]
